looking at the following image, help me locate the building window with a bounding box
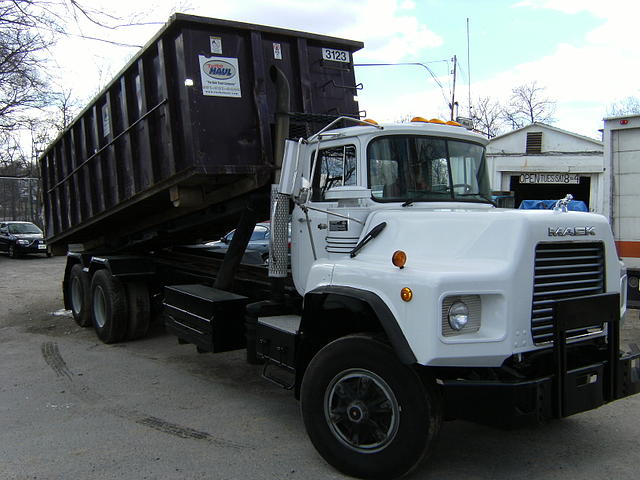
[526,132,543,153]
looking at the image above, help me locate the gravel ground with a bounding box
[0,253,639,480]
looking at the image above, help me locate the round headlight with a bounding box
[448,301,469,331]
[629,276,639,289]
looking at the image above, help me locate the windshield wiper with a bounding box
[401,190,446,206]
[350,222,387,258]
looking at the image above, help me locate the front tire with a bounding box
[300,335,442,480]
[9,244,18,258]
[90,269,128,343]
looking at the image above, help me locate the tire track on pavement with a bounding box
[41,341,73,379]
[40,341,251,450]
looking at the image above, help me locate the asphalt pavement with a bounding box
[1,254,639,480]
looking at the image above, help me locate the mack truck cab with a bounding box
[250,117,640,479]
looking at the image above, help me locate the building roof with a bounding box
[489,122,602,147]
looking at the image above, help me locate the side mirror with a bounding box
[278,139,304,196]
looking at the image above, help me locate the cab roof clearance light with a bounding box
[409,116,463,127]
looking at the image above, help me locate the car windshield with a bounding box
[225,225,269,242]
[368,135,492,203]
[8,223,42,234]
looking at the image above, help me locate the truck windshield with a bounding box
[367,135,492,203]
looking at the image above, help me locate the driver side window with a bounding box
[311,145,357,201]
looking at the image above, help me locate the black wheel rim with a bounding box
[71,276,82,315]
[93,286,107,329]
[324,368,400,453]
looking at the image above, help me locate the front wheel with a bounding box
[300,335,442,480]
[9,244,18,258]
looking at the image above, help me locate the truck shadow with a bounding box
[413,415,617,479]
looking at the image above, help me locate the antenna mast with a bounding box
[450,55,457,121]
[467,18,472,117]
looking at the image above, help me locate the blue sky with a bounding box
[53,0,638,139]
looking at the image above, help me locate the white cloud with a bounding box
[45,0,636,139]
[469,1,640,137]
[50,0,443,104]
[197,0,442,62]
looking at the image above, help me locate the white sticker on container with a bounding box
[101,104,111,137]
[210,36,222,54]
[199,55,242,98]
[322,47,350,63]
[273,42,282,60]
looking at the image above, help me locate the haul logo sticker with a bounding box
[203,60,235,80]
[198,55,241,98]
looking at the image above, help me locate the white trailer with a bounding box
[603,115,640,308]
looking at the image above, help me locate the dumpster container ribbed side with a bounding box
[40,14,363,252]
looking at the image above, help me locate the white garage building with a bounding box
[486,123,604,211]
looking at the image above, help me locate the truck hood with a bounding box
[355,207,614,269]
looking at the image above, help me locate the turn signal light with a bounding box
[401,287,413,302]
[446,120,462,126]
[411,116,429,123]
[392,250,407,269]
[429,118,446,124]
[361,118,379,125]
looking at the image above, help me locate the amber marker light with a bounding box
[401,287,413,302]
[392,250,407,269]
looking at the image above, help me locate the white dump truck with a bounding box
[40,14,640,480]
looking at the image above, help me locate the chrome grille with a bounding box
[531,242,605,344]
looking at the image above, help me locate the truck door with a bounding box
[291,143,359,292]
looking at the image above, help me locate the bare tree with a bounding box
[0,1,160,222]
[0,1,55,132]
[607,96,640,117]
[472,96,504,138]
[51,88,82,133]
[502,81,556,128]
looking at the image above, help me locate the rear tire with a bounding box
[69,264,92,327]
[90,269,127,343]
[300,335,442,480]
[124,281,150,340]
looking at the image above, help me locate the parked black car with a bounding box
[204,223,272,263]
[190,222,291,265]
[0,221,50,258]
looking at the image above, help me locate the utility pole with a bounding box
[450,55,457,121]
